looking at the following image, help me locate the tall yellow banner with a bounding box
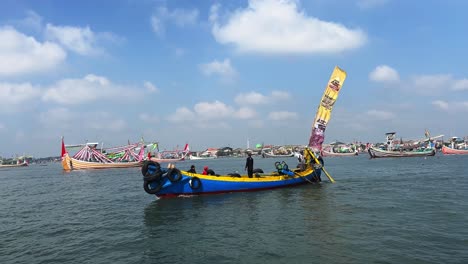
[308,66,347,151]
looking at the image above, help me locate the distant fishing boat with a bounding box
[188,155,217,160]
[321,149,358,157]
[61,138,145,171]
[441,137,468,155]
[320,143,358,157]
[140,66,347,198]
[149,144,190,163]
[368,132,436,158]
[0,160,28,168]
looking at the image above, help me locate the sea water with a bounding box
[1,155,467,263]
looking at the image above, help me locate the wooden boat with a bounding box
[321,149,358,157]
[149,144,190,163]
[61,138,145,171]
[441,145,468,155]
[0,161,28,168]
[368,147,435,158]
[188,155,217,160]
[141,66,347,198]
[261,151,294,158]
[441,137,468,155]
[368,132,437,158]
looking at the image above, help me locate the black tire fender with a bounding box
[166,168,182,182]
[189,177,202,190]
[141,161,162,177]
[143,180,162,194]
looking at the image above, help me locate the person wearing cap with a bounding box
[202,166,209,175]
[245,152,254,178]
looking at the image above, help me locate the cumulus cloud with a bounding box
[369,65,400,82]
[0,82,41,112]
[210,0,366,54]
[407,74,452,95]
[167,107,196,122]
[365,109,395,120]
[144,81,159,93]
[268,111,298,121]
[234,90,291,105]
[199,58,237,79]
[45,24,98,55]
[234,107,257,119]
[151,7,199,36]
[432,100,449,110]
[42,74,138,105]
[0,27,66,76]
[167,100,259,124]
[18,10,43,32]
[193,101,234,119]
[453,79,468,91]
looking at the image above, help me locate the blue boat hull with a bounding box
[145,168,322,198]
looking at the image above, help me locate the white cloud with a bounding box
[45,24,98,55]
[194,101,234,119]
[167,101,259,124]
[235,92,268,105]
[357,0,389,9]
[453,79,468,91]
[408,74,451,95]
[18,10,43,32]
[151,7,199,36]
[369,65,400,82]
[234,90,291,105]
[0,82,41,112]
[199,58,237,79]
[144,81,159,93]
[42,74,137,105]
[365,109,395,120]
[270,90,291,100]
[268,111,298,121]
[167,107,196,123]
[39,107,75,125]
[210,0,366,54]
[432,100,449,110]
[0,27,66,76]
[234,107,257,119]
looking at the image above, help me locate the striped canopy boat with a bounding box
[61,138,145,171]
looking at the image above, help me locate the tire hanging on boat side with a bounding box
[141,160,162,178]
[143,180,162,194]
[166,168,182,182]
[189,177,202,190]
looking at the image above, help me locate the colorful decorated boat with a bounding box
[61,138,145,171]
[141,66,347,198]
[149,144,190,163]
[368,132,436,158]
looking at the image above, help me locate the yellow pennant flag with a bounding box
[308,66,347,151]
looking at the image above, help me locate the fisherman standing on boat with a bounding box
[245,152,254,178]
[188,165,196,173]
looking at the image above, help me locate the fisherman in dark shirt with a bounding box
[187,165,196,173]
[245,152,254,178]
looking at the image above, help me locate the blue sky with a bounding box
[1,0,467,157]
